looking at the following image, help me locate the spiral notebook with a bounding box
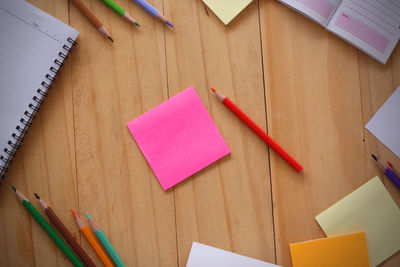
[0,0,79,180]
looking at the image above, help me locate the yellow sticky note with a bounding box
[289,232,370,267]
[202,0,253,25]
[316,177,400,266]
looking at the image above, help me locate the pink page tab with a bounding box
[296,0,334,18]
[127,87,230,191]
[335,12,390,52]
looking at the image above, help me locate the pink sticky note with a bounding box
[127,87,230,190]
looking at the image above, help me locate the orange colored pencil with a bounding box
[35,195,95,267]
[71,210,114,267]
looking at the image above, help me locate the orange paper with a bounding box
[289,232,370,267]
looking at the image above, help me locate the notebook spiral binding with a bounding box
[0,37,77,181]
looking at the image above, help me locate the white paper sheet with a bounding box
[366,86,400,158]
[186,242,281,267]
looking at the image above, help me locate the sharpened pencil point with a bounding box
[71,209,77,218]
[388,161,394,168]
[211,88,216,93]
[107,36,114,42]
[371,154,378,161]
[134,22,140,26]
[11,185,16,192]
[86,213,91,219]
[166,21,174,27]
[34,193,40,199]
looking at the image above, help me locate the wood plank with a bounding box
[0,1,78,266]
[359,46,400,266]
[1,0,399,266]
[164,0,275,266]
[69,0,177,266]
[259,1,371,266]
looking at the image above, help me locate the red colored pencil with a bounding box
[211,88,303,173]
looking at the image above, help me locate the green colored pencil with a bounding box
[87,213,126,267]
[11,186,84,267]
[99,0,140,26]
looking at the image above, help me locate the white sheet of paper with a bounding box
[186,242,281,267]
[366,86,400,158]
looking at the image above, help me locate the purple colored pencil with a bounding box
[385,168,400,190]
[372,154,400,191]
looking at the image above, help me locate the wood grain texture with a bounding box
[164,0,275,266]
[70,0,177,266]
[359,47,400,266]
[71,0,104,29]
[259,1,399,266]
[0,0,399,266]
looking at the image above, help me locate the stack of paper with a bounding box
[315,177,400,266]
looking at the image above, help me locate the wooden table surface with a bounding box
[1,0,399,266]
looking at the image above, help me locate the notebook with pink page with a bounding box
[278,0,400,64]
[127,87,230,190]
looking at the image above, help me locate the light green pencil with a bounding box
[99,0,140,26]
[87,213,126,267]
[12,186,84,267]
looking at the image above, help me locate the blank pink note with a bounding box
[127,87,230,191]
[335,12,390,52]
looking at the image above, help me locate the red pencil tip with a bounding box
[71,209,77,218]
[211,88,216,93]
[387,161,394,167]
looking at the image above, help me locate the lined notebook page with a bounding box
[327,0,400,64]
[0,0,78,177]
[278,0,342,26]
